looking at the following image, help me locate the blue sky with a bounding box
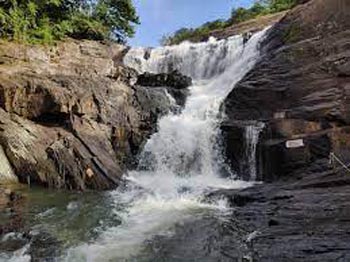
[128,0,254,47]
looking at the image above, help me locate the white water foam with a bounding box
[0,244,30,262]
[0,30,268,262]
[245,123,265,180]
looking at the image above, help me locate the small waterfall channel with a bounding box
[2,29,268,262]
[245,123,265,181]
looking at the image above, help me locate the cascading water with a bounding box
[245,123,265,181]
[63,29,264,261]
[66,30,266,262]
[124,35,246,79]
[3,29,267,262]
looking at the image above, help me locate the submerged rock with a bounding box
[0,188,23,236]
[0,230,62,262]
[28,231,62,262]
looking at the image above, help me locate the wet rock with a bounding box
[0,188,11,209]
[0,188,23,236]
[221,0,350,182]
[0,230,62,262]
[138,216,249,262]
[28,231,62,262]
[206,188,265,207]
[136,70,192,90]
[136,70,192,107]
[160,170,350,262]
[0,188,21,210]
[0,232,28,253]
[201,1,350,260]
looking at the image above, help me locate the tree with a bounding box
[93,0,139,41]
[0,0,139,44]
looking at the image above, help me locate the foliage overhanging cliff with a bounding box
[0,0,139,44]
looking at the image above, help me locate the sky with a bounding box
[128,0,254,47]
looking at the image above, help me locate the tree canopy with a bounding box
[0,0,139,44]
[162,0,298,46]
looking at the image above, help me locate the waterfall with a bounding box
[245,123,265,181]
[62,29,268,262]
[124,36,246,80]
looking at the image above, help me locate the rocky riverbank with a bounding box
[0,40,191,190]
[99,1,350,260]
[142,167,350,262]
[139,2,350,257]
[0,188,23,236]
[212,0,350,260]
[1,0,349,261]
[221,0,350,181]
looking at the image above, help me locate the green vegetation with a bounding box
[162,0,298,46]
[0,0,139,44]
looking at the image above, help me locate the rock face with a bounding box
[212,1,350,260]
[139,168,350,262]
[221,0,350,182]
[136,70,192,107]
[204,169,350,262]
[0,40,185,190]
[136,70,192,89]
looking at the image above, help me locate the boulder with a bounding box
[221,0,350,181]
[136,70,192,107]
[136,70,192,90]
[0,39,174,190]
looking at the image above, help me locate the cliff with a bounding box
[200,1,350,260]
[0,40,189,190]
[222,0,350,182]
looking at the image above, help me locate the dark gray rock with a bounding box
[136,70,192,107]
[221,0,350,182]
[200,1,350,260]
[28,231,62,262]
[0,188,24,252]
[155,169,350,262]
[136,70,192,90]
[216,169,350,262]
